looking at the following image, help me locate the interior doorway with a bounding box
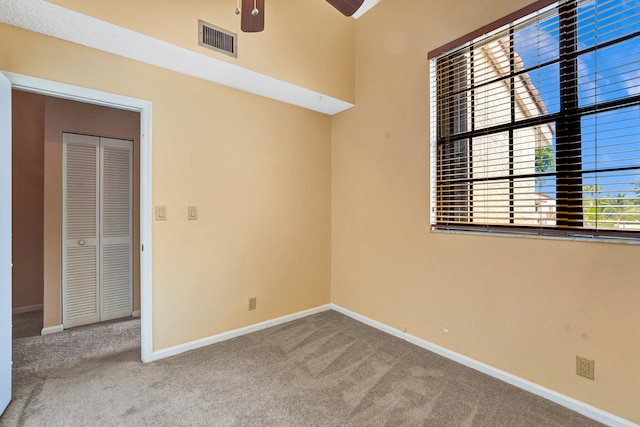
[2,72,153,417]
[2,70,153,363]
[12,93,141,333]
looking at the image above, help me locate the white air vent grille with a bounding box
[199,20,237,57]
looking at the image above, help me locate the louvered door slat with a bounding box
[64,247,98,317]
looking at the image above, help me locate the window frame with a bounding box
[429,0,640,241]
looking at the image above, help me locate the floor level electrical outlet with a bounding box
[248,297,257,311]
[576,356,595,380]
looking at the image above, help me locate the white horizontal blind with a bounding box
[432,0,640,238]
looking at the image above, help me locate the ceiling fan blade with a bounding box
[241,0,265,32]
[325,0,365,17]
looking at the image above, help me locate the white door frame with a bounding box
[2,71,154,363]
[0,69,13,416]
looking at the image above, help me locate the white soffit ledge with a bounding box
[353,0,382,19]
[0,0,354,115]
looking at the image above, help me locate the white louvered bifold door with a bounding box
[100,138,133,321]
[63,134,100,328]
[63,134,133,328]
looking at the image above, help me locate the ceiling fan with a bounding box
[236,0,365,33]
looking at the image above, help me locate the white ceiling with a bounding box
[354,0,382,19]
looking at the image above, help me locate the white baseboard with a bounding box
[41,325,63,335]
[12,304,43,314]
[330,304,638,427]
[331,304,406,340]
[132,310,141,318]
[151,304,332,361]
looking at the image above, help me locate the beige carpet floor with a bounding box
[11,310,42,340]
[1,311,604,426]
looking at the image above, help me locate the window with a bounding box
[430,0,640,239]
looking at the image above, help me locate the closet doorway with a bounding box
[62,133,134,329]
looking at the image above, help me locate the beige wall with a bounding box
[11,90,45,310]
[43,96,141,328]
[0,19,332,348]
[331,0,640,423]
[47,0,356,102]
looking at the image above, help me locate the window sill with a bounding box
[430,226,640,245]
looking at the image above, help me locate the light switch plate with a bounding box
[155,206,167,221]
[188,206,198,220]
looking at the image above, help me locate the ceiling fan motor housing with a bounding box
[240,0,364,33]
[241,0,264,32]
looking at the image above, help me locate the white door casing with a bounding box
[0,72,12,414]
[1,70,153,363]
